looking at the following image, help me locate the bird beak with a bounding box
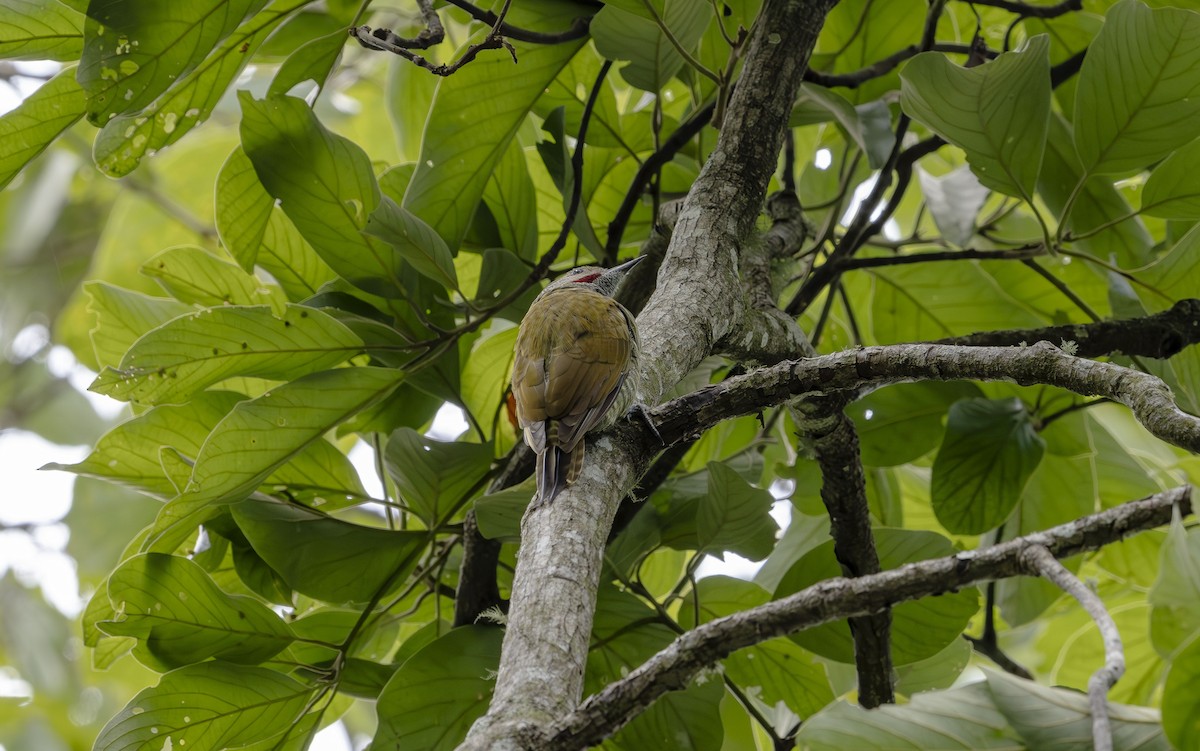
[608,255,646,275]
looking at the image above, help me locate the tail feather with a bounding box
[533,446,572,507]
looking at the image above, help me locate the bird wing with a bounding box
[511,288,633,453]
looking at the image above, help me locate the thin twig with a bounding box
[1022,544,1123,751]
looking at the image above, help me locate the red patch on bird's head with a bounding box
[572,272,603,283]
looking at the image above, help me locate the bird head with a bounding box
[543,255,645,298]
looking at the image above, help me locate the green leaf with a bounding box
[0,65,87,190]
[233,497,426,603]
[1149,518,1200,659]
[215,146,274,270]
[363,196,459,290]
[92,4,297,177]
[792,85,893,169]
[724,638,834,721]
[143,366,404,553]
[460,322,518,440]
[696,462,778,561]
[267,27,345,97]
[931,398,1046,535]
[46,390,242,498]
[1142,138,1200,219]
[93,662,311,751]
[85,281,191,369]
[403,32,586,250]
[90,304,363,405]
[256,208,339,301]
[239,92,411,298]
[373,626,503,750]
[0,0,83,60]
[473,485,534,540]
[987,668,1169,750]
[1038,113,1152,267]
[796,681,1022,750]
[848,381,983,467]
[481,141,540,261]
[383,428,493,526]
[591,0,712,92]
[141,246,285,309]
[1163,637,1200,751]
[587,586,726,751]
[899,35,1050,201]
[775,528,979,665]
[78,0,269,126]
[1073,0,1200,175]
[99,553,294,671]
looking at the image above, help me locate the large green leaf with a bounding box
[362,196,459,290]
[775,528,980,665]
[1149,520,1200,659]
[46,390,243,498]
[460,322,518,441]
[590,0,712,92]
[99,553,294,671]
[92,4,299,177]
[869,262,1043,343]
[373,626,503,751]
[93,662,311,751]
[796,681,1021,750]
[848,381,983,467]
[481,141,541,261]
[1038,114,1152,267]
[85,281,192,369]
[696,462,778,561]
[143,366,404,552]
[587,586,725,751]
[1073,0,1200,175]
[78,0,269,125]
[931,398,1045,535]
[141,246,285,309]
[383,428,493,526]
[215,146,274,270]
[232,497,426,603]
[90,304,363,405]
[239,92,409,297]
[987,669,1169,750]
[0,0,83,60]
[1141,137,1200,219]
[1163,637,1200,751]
[812,0,925,103]
[0,65,87,190]
[900,35,1050,201]
[403,32,586,250]
[680,578,834,719]
[256,207,339,301]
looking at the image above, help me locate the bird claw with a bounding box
[625,403,664,446]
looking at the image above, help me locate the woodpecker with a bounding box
[511,256,644,506]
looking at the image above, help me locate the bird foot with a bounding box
[625,403,664,446]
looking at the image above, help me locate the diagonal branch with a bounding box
[546,487,1190,749]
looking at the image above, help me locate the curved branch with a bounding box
[441,0,591,44]
[644,342,1200,456]
[547,487,1190,749]
[1022,544,1124,751]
